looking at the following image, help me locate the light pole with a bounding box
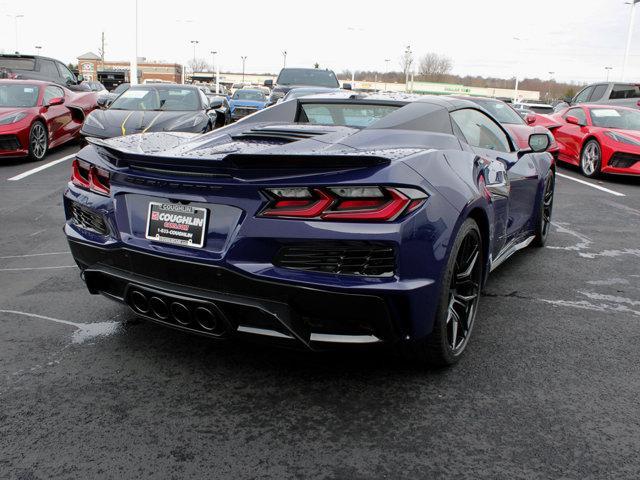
[35,45,42,54]
[190,40,199,68]
[622,0,640,81]
[131,0,138,85]
[384,58,390,91]
[210,50,217,73]
[282,50,287,69]
[605,66,613,81]
[512,36,522,102]
[6,14,24,53]
[547,71,555,102]
[241,56,247,83]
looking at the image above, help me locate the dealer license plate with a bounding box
[145,202,208,249]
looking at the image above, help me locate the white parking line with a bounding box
[7,153,76,181]
[556,172,625,197]
[0,251,69,260]
[0,265,76,272]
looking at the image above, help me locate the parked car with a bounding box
[568,82,640,109]
[81,84,220,139]
[264,67,349,106]
[97,82,130,108]
[512,102,554,115]
[534,104,640,177]
[280,87,342,103]
[0,54,85,91]
[207,94,232,127]
[63,92,554,367]
[453,96,559,159]
[229,88,268,121]
[82,81,108,96]
[0,79,97,160]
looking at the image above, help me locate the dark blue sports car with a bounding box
[63,92,555,366]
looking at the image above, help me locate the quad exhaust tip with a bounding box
[127,288,229,337]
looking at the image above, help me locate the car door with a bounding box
[41,85,71,145]
[451,108,540,244]
[554,107,588,164]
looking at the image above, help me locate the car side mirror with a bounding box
[263,79,273,88]
[525,113,536,125]
[97,96,111,109]
[46,97,65,107]
[209,98,223,109]
[343,83,352,90]
[528,133,550,152]
[565,115,584,126]
[77,74,84,82]
[563,96,572,105]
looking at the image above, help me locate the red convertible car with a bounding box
[0,79,97,161]
[533,104,640,177]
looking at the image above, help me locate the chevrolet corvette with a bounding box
[63,93,554,366]
[0,79,97,160]
[534,104,640,177]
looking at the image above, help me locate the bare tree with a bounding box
[419,53,453,80]
[188,57,209,74]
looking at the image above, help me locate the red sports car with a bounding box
[533,104,640,177]
[0,79,97,161]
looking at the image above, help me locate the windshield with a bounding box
[474,99,524,124]
[0,84,39,107]
[299,103,398,128]
[276,69,339,88]
[113,83,129,94]
[110,87,201,111]
[232,90,266,101]
[590,108,640,130]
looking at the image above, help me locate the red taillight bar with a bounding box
[71,158,110,196]
[260,186,427,222]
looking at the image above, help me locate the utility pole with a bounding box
[513,36,522,102]
[622,0,640,81]
[404,45,412,92]
[282,50,287,69]
[99,31,106,69]
[241,56,247,83]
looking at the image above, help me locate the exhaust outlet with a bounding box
[130,290,149,313]
[171,302,191,326]
[194,306,218,332]
[149,296,169,320]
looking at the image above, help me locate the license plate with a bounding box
[145,202,208,249]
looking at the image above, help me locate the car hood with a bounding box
[86,109,207,136]
[0,106,33,117]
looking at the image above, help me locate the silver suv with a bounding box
[570,82,640,109]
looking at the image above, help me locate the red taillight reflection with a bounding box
[260,186,427,221]
[70,158,110,196]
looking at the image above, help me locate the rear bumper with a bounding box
[67,238,406,350]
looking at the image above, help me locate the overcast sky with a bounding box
[0,0,638,84]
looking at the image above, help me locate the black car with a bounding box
[264,68,349,105]
[0,54,84,91]
[81,84,222,139]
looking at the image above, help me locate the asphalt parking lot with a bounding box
[1,147,639,480]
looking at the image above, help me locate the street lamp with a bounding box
[605,66,613,81]
[211,50,217,72]
[241,56,247,83]
[282,50,287,69]
[512,36,522,102]
[190,40,199,68]
[622,0,640,81]
[35,45,42,54]
[6,14,24,53]
[384,58,390,91]
[130,0,139,85]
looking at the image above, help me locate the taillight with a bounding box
[260,186,427,221]
[70,158,110,196]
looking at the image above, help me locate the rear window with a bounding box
[277,69,339,88]
[610,84,640,100]
[299,103,398,128]
[0,57,36,70]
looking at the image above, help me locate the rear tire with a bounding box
[580,139,601,178]
[28,121,48,161]
[532,170,555,247]
[402,218,483,368]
